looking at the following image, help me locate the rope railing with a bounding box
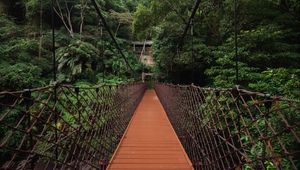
[155,83,300,170]
[0,83,146,169]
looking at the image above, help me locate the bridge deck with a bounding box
[107,90,193,170]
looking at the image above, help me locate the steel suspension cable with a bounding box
[90,0,135,76]
[177,0,201,52]
[171,0,201,72]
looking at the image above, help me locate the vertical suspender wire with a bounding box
[234,0,239,84]
[38,0,43,59]
[51,0,58,162]
[191,19,195,84]
[51,1,56,82]
[234,0,243,160]
[102,27,105,83]
[99,21,105,83]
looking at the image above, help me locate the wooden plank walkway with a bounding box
[107,90,193,170]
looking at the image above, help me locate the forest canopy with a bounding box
[132,0,300,98]
[0,0,145,91]
[0,1,299,169]
[0,0,299,98]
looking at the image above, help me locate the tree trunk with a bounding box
[0,1,5,14]
[54,0,74,38]
[0,0,8,14]
[79,0,87,40]
[280,0,290,11]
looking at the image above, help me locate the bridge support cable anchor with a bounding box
[261,94,272,168]
[231,85,242,132]
[75,87,82,132]
[53,84,59,165]
[23,89,35,169]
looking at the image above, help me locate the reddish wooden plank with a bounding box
[118,147,181,151]
[115,154,185,159]
[107,90,193,170]
[112,158,188,164]
[109,164,191,169]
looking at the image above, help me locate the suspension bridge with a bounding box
[0,0,299,169]
[0,83,299,169]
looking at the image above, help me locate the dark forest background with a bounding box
[0,0,299,98]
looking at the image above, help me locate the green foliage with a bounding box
[0,0,144,87]
[0,107,25,165]
[132,4,300,169]
[206,23,300,97]
[133,0,300,88]
[57,40,99,81]
[97,74,134,84]
[0,15,20,41]
[132,4,153,39]
[24,0,40,19]
[249,68,300,97]
[0,0,299,168]
[0,38,39,62]
[0,63,43,91]
[0,15,52,91]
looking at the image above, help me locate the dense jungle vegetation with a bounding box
[133,0,300,98]
[0,0,299,96]
[0,1,299,169]
[0,0,147,91]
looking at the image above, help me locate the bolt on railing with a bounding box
[0,83,146,169]
[155,83,300,170]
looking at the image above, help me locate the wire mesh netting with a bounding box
[155,83,300,170]
[0,83,146,169]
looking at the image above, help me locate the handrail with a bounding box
[162,83,300,103]
[155,83,300,170]
[0,83,146,169]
